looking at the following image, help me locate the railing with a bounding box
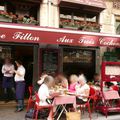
[0,11,39,25]
[59,18,101,32]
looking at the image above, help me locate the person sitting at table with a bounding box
[68,74,78,92]
[38,76,54,120]
[37,73,48,85]
[76,74,90,104]
[93,73,100,86]
[55,74,68,89]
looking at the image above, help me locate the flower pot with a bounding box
[0,15,12,22]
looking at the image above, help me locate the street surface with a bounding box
[0,101,120,120]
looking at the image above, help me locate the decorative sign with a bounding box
[0,23,120,48]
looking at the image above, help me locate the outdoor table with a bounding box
[52,95,76,120]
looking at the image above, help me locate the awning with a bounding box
[0,23,120,48]
[59,0,106,12]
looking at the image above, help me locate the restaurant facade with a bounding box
[0,0,120,95]
[0,23,120,82]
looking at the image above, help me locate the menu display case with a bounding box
[40,49,59,74]
[101,62,120,90]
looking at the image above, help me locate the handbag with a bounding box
[66,111,81,120]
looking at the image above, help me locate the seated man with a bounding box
[38,76,54,120]
[76,74,90,104]
[93,73,100,86]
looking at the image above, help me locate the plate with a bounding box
[66,92,76,95]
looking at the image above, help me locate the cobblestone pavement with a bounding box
[0,103,120,120]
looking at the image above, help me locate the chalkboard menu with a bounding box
[63,48,93,64]
[41,49,59,74]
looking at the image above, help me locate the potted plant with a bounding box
[0,11,12,22]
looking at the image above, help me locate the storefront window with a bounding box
[63,47,96,80]
[0,46,11,59]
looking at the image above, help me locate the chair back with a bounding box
[111,85,119,91]
[103,90,120,100]
[35,92,40,105]
[89,87,96,96]
[29,86,33,96]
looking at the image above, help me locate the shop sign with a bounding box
[13,32,39,41]
[0,26,120,47]
[0,34,6,39]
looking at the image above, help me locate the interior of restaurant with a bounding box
[62,47,96,81]
[0,44,34,100]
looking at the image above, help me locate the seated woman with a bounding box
[76,74,90,104]
[38,76,54,120]
[68,74,78,92]
[55,74,68,89]
[37,73,48,85]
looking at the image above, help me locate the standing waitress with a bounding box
[2,58,15,102]
[14,60,26,112]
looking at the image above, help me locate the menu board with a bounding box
[41,49,59,74]
[105,65,120,76]
[63,48,93,64]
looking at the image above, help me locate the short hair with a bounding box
[78,74,87,83]
[70,74,78,82]
[94,73,99,76]
[44,76,54,84]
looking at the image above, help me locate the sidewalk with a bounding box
[0,102,120,120]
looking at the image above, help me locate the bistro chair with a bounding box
[77,96,92,120]
[102,90,120,118]
[34,93,53,120]
[111,85,119,91]
[26,86,34,112]
[89,86,98,112]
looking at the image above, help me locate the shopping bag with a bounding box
[66,111,81,120]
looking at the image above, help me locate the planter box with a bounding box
[60,25,78,30]
[17,20,38,25]
[60,24,100,32]
[0,15,12,22]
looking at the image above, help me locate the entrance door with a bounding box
[0,43,37,101]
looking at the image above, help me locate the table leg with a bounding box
[56,105,67,120]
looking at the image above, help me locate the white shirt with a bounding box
[2,64,14,77]
[76,84,90,102]
[14,65,25,82]
[38,84,49,106]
